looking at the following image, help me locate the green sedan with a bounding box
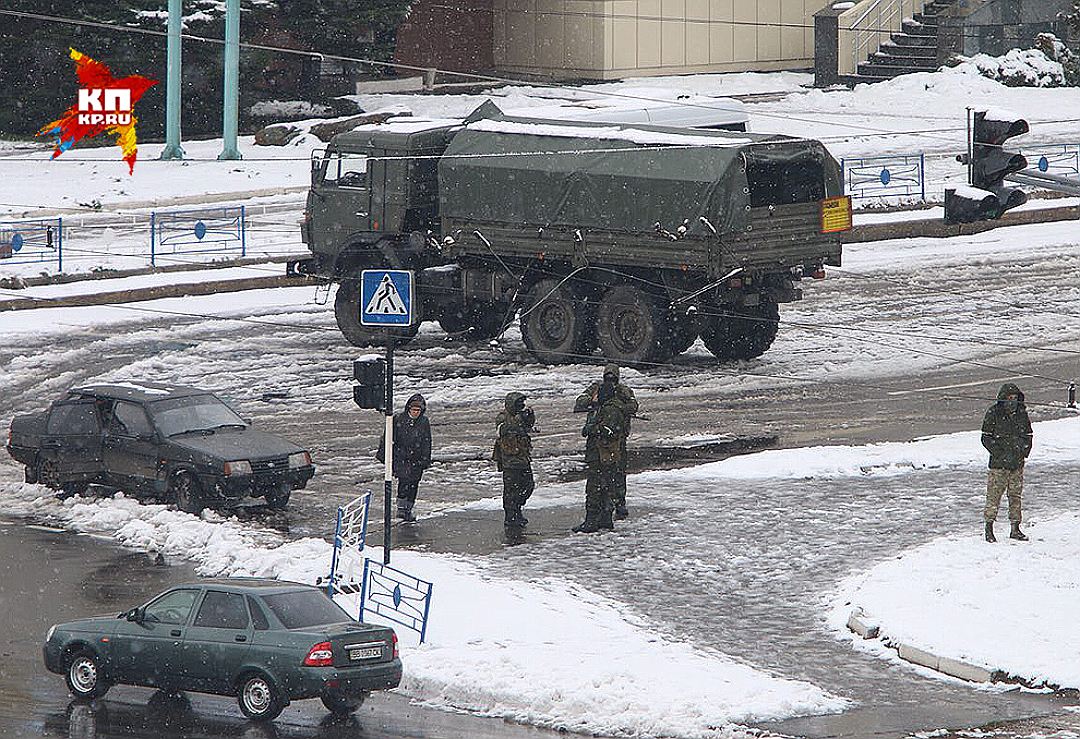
[43,579,402,721]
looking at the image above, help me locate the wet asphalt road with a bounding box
[0,520,560,739]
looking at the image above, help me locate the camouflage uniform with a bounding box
[574,364,638,518]
[573,382,630,533]
[981,382,1033,542]
[494,392,536,527]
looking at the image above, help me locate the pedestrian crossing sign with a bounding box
[360,270,415,327]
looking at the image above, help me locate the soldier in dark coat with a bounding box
[574,363,638,519]
[377,393,432,522]
[573,380,630,534]
[981,382,1033,542]
[494,392,536,528]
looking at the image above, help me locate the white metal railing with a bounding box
[837,0,928,76]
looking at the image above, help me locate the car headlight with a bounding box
[46,624,56,641]
[224,460,252,476]
[289,452,312,469]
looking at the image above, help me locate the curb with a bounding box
[847,202,1079,243]
[847,608,995,684]
[0,274,317,312]
[2,186,308,220]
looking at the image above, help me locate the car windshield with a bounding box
[261,590,352,629]
[149,395,247,437]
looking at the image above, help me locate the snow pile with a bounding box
[0,480,846,735]
[638,417,1080,482]
[951,48,1066,88]
[249,100,335,119]
[829,511,1080,689]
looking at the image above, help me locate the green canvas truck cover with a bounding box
[438,116,840,236]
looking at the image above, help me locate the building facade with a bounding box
[492,1,831,80]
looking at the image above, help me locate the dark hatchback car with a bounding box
[44,579,402,721]
[7,383,314,513]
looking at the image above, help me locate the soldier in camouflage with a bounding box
[573,379,631,534]
[981,382,1033,543]
[574,364,638,519]
[494,392,536,528]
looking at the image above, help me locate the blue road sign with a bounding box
[361,270,415,327]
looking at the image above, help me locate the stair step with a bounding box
[891,33,936,47]
[880,40,937,56]
[857,62,938,76]
[901,19,937,36]
[870,52,938,67]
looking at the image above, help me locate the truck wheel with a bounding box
[66,650,110,700]
[596,285,670,365]
[38,458,62,491]
[334,281,419,347]
[170,471,204,515]
[266,489,290,511]
[521,279,590,363]
[701,299,780,361]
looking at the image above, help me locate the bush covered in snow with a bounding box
[950,34,1079,87]
[249,100,335,120]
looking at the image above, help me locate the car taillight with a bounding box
[303,641,333,667]
[392,632,399,659]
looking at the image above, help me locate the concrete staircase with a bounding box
[848,0,958,83]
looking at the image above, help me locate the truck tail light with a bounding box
[303,641,333,667]
[812,269,826,279]
[392,632,399,659]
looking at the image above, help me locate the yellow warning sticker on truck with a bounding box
[820,195,853,233]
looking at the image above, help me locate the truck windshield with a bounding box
[261,590,352,629]
[149,395,247,437]
[321,152,368,188]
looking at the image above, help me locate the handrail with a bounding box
[837,0,928,76]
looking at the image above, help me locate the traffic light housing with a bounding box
[948,109,1030,224]
[353,357,386,411]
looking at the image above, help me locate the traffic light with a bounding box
[353,357,386,411]
[947,109,1029,224]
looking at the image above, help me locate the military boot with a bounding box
[572,509,600,534]
[1009,522,1029,541]
[985,521,996,543]
[598,509,614,530]
[398,501,417,523]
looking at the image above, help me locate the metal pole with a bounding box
[160,0,185,160]
[383,339,394,565]
[150,212,156,266]
[56,218,63,272]
[966,107,973,187]
[218,0,242,160]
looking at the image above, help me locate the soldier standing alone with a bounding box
[494,392,536,528]
[981,383,1033,542]
[573,379,630,533]
[574,364,638,519]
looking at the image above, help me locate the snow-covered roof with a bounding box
[465,119,752,148]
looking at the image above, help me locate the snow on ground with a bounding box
[829,510,1080,690]
[0,478,846,737]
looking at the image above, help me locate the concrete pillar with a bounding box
[218,0,242,161]
[814,9,843,87]
[159,0,185,160]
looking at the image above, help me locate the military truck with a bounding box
[297,104,850,364]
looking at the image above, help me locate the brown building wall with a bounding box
[394,0,496,77]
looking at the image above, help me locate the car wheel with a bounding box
[65,650,110,700]
[266,489,291,511]
[38,458,62,491]
[321,691,367,715]
[237,674,285,722]
[169,472,204,515]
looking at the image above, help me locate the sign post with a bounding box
[360,269,415,565]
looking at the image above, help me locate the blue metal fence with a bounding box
[1021,145,1080,178]
[359,559,434,644]
[324,493,372,599]
[841,154,926,201]
[0,218,63,270]
[150,205,246,266]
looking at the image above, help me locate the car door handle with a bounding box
[170,629,182,637]
[234,634,247,643]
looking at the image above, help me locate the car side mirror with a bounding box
[126,607,144,623]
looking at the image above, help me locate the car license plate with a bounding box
[349,647,381,661]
